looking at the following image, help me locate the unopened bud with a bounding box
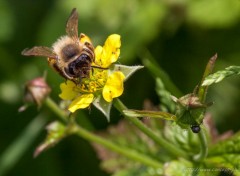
[22,77,51,109]
[177,93,206,109]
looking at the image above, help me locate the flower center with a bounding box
[77,69,108,93]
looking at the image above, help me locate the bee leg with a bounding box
[91,67,94,75]
[77,77,82,85]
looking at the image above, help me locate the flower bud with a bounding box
[23,77,51,107]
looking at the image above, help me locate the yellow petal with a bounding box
[95,34,121,68]
[68,94,94,112]
[102,71,125,102]
[103,34,121,66]
[94,45,103,66]
[105,34,121,51]
[59,80,78,100]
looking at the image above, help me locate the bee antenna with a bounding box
[91,65,108,70]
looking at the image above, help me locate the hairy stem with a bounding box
[114,98,189,159]
[72,124,162,168]
[44,97,67,123]
[45,97,162,168]
[193,129,208,162]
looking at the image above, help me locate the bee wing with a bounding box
[22,46,57,59]
[66,8,79,41]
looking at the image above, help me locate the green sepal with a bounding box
[175,94,206,129]
[197,54,217,102]
[111,64,144,81]
[92,64,143,122]
[93,95,112,122]
[123,109,176,121]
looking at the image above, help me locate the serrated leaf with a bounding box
[111,64,144,81]
[163,122,200,153]
[113,167,162,176]
[123,109,176,121]
[206,154,240,174]
[164,160,193,176]
[202,66,240,86]
[93,95,112,121]
[155,78,176,113]
[209,132,240,156]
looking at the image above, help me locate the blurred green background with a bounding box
[0,0,240,175]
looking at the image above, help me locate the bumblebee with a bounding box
[22,8,95,84]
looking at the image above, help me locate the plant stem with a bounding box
[72,124,162,168]
[114,98,189,159]
[45,97,162,168]
[193,129,208,162]
[44,97,67,123]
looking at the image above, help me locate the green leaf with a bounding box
[111,64,144,81]
[155,78,176,113]
[202,66,240,86]
[163,122,200,153]
[206,154,240,174]
[209,132,240,156]
[163,160,193,176]
[123,109,176,121]
[93,95,112,121]
[92,120,163,174]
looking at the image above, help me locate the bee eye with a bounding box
[78,54,91,62]
[67,54,91,77]
[68,63,76,75]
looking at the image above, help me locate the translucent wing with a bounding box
[22,46,57,59]
[66,8,79,41]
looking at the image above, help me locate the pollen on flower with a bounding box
[79,69,108,93]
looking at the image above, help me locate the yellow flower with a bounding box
[59,34,125,113]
